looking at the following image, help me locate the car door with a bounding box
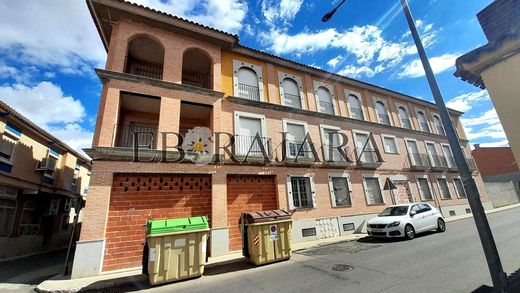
[420,204,436,230]
[410,204,425,231]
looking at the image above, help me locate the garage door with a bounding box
[227,175,278,251]
[103,174,212,272]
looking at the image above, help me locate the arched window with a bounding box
[348,94,364,120]
[282,78,302,109]
[237,67,260,101]
[182,48,212,89]
[417,111,430,133]
[316,86,334,114]
[125,35,164,80]
[398,106,412,129]
[433,115,445,135]
[375,101,391,125]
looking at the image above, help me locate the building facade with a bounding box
[74,0,491,278]
[472,145,520,208]
[0,101,91,260]
[455,0,520,163]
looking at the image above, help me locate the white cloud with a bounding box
[337,64,385,79]
[398,53,458,78]
[477,140,509,147]
[262,0,303,24]
[461,108,507,143]
[0,82,93,155]
[446,90,490,112]
[327,55,343,68]
[129,0,248,33]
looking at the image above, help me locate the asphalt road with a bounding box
[100,207,520,292]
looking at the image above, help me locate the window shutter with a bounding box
[286,176,295,210]
[309,176,317,208]
[328,176,337,208]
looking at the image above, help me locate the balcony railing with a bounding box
[408,153,430,170]
[125,58,163,80]
[445,155,457,170]
[234,135,271,157]
[378,113,391,125]
[420,122,430,133]
[356,148,382,168]
[238,83,260,101]
[318,101,334,115]
[350,108,364,120]
[401,118,412,129]
[284,93,302,109]
[115,124,158,148]
[466,158,477,172]
[429,154,448,170]
[287,140,312,159]
[182,70,212,89]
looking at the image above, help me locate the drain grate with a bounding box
[331,264,354,272]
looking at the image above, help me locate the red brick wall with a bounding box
[226,175,277,251]
[103,174,212,272]
[472,147,519,177]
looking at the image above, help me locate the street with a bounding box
[112,207,520,293]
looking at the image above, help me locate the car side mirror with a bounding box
[410,211,416,217]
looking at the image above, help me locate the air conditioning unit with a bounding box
[45,198,60,216]
[36,157,57,171]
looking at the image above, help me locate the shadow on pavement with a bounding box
[357,230,439,243]
[0,249,66,285]
[472,268,520,292]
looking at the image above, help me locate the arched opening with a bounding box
[376,101,391,125]
[317,86,334,114]
[417,111,430,132]
[433,115,445,135]
[348,94,364,120]
[398,106,412,129]
[282,78,301,108]
[125,35,164,80]
[182,48,212,89]
[237,67,260,101]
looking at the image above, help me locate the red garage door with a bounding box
[103,174,211,272]
[227,175,278,251]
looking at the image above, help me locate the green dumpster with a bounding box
[146,216,209,285]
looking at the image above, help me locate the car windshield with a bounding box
[379,206,409,216]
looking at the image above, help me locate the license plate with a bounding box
[372,229,382,232]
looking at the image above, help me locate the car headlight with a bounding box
[387,221,400,228]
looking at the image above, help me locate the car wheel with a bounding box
[405,224,415,240]
[437,218,446,232]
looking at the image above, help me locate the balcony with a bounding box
[115,124,158,148]
[234,135,271,159]
[286,139,314,163]
[445,156,458,172]
[408,153,430,170]
[284,93,302,109]
[356,148,382,169]
[467,158,477,172]
[378,113,391,125]
[429,155,448,171]
[125,58,163,80]
[182,49,213,90]
[182,70,211,89]
[238,83,260,101]
[318,101,334,115]
[124,35,164,80]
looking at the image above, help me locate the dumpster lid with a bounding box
[147,216,209,235]
[243,210,291,224]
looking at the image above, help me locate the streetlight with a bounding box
[322,0,508,291]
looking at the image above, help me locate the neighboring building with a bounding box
[455,0,520,163]
[0,101,91,260]
[472,145,520,207]
[74,0,490,278]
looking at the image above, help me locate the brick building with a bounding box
[0,101,91,260]
[73,0,491,278]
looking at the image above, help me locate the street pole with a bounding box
[322,0,508,291]
[400,1,507,291]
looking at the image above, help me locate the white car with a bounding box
[367,203,446,239]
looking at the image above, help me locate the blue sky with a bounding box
[0,0,508,156]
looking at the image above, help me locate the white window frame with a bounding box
[436,176,452,200]
[286,174,317,210]
[278,72,305,109]
[0,132,19,165]
[283,119,310,159]
[380,134,399,155]
[416,109,431,133]
[313,81,337,115]
[431,113,446,135]
[328,172,352,207]
[352,129,377,163]
[373,97,394,126]
[452,176,467,199]
[319,124,345,162]
[345,90,366,121]
[234,111,268,156]
[396,103,413,130]
[232,60,265,102]
[362,174,385,205]
[416,175,434,201]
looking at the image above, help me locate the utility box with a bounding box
[242,210,292,265]
[146,216,209,285]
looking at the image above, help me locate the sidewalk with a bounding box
[36,203,520,293]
